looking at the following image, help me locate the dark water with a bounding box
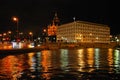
[0,48,120,80]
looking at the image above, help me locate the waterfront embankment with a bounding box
[0,47,44,54]
[43,42,117,49]
[0,42,117,54]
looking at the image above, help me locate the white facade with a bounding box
[57,21,110,43]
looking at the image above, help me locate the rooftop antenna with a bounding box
[73,17,76,22]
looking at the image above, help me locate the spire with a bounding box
[53,12,60,25]
[52,20,55,26]
[73,17,76,22]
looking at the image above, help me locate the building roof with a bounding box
[59,20,109,27]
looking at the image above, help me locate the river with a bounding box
[0,48,120,80]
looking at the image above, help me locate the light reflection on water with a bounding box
[0,48,120,79]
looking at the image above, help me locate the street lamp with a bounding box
[7,31,12,41]
[29,32,33,41]
[13,17,19,40]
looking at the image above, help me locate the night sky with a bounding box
[0,0,119,35]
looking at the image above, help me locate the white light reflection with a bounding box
[36,52,42,71]
[28,52,42,72]
[60,49,68,70]
[114,50,120,68]
[94,48,100,69]
[28,52,36,71]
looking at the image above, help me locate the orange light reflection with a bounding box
[41,50,52,79]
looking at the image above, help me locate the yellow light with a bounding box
[0,34,2,37]
[43,29,46,32]
[8,31,12,34]
[13,17,18,21]
[29,32,33,35]
[3,33,6,36]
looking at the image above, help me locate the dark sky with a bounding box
[0,0,119,35]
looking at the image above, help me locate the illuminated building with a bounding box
[47,12,60,42]
[48,21,57,36]
[57,21,110,43]
[53,12,60,26]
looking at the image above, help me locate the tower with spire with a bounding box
[47,12,60,42]
[53,12,60,26]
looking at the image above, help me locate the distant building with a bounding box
[57,21,110,43]
[47,12,60,42]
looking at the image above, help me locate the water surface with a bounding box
[0,48,120,80]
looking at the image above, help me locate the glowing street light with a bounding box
[13,17,18,21]
[29,32,33,36]
[8,31,11,34]
[29,32,33,41]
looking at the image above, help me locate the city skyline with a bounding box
[0,0,119,35]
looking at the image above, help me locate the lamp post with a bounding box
[7,31,12,41]
[29,32,33,42]
[13,17,19,41]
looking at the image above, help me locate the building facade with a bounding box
[57,21,110,43]
[48,22,57,36]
